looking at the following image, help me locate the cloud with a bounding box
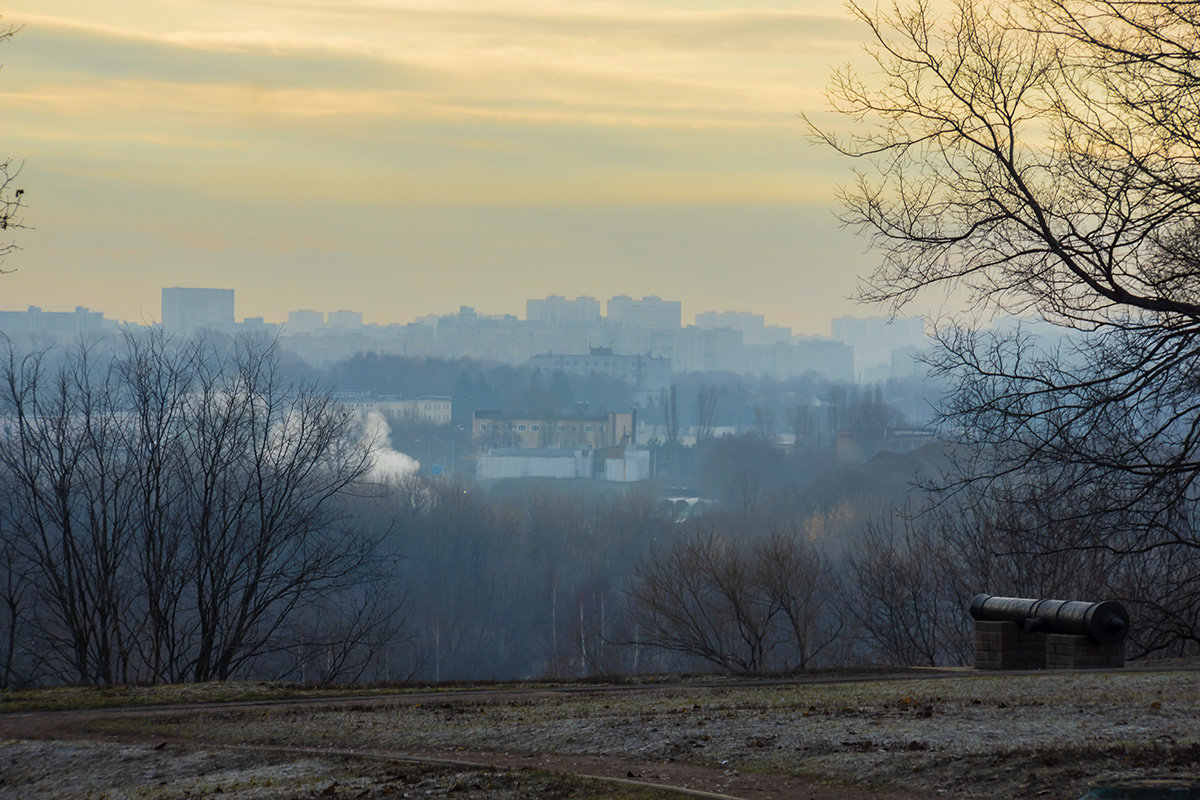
[6,3,856,127]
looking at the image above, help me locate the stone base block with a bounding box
[1045,633,1124,668]
[974,620,1046,670]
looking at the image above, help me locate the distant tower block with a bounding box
[162,287,235,335]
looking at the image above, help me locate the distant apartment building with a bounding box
[671,326,743,373]
[831,315,927,378]
[794,337,855,383]
[526,295,601,324]
[327,310,364,329]
[695,310,792,346]
[612,326,676,361]
[607,295,681,330]
[530,348,670,405]
[472,410,636,450]
[0,305,115,341]
[286,309,325,334]
[335,393,452,425]
[161,287,234,335]
[237,316,279,335]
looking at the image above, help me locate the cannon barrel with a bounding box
[969,594,1129,645]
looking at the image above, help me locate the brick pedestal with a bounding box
[1045,633,1124,668]
[974,620,1045,670]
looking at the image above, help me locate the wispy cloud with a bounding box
[7,3,856,126]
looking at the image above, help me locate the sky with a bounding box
[0,0,887,334]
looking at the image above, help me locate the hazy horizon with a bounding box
[1,1,890,336]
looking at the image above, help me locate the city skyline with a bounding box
[0,1,894,336]
[0,288,902,338]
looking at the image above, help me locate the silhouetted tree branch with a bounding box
[813,0,1200,551]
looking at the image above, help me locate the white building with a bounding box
[335,394,452,425]
[162,287,235,335]
[526,295,602,324]
[607,295,681,330]
[0,305,116,341]
[475,447,651,482]
[671,326,742,373]
[695,310,792,346]
[327,310,364,329]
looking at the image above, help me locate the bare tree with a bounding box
[844,514,970,667]
[813,0,1200,553]
[0,477,38,687]
[696,385,718,441]
[624,529,841,674]
[667,386,680,445]
[0,21,25,274]
[179,338,377,681]
[0,343,140,684]
[753,530,843,670]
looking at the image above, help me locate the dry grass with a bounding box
[5,666,1199,799]
[0,681,402,713]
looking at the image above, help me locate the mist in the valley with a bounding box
[0,317,1195,687]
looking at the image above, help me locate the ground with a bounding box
[0,664,1197,799]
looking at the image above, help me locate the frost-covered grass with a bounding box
[82,668,1200,799]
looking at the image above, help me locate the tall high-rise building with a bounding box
[161,287,234,335]
[831,315,927,376]
[327,309,364,329]
[606,295,681,330]
[526,295,601,323]
[695,310,792,345]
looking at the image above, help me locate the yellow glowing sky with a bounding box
[1,1,881,333]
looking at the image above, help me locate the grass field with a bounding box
[2,665,1198,799]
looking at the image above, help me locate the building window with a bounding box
[558,425,566,431]
[518,425,527,431]
[479,424,487,431]
[585,426,593,432]
[531,425,540,431]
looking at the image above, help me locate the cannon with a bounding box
[969,594,1130,646]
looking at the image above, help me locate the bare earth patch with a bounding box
[2,666,1198,799]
